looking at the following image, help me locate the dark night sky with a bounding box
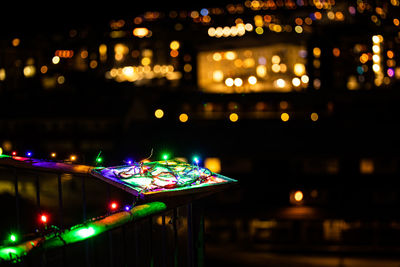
[1,1,237,37]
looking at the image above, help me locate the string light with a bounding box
[110,201,118,211]
[9,234,17,243]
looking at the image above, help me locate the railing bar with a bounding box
[82,175,90,267]
[14,168,20,231]
[173,208,178,267]
[35,174,41,211]
[162,214,167,267]
[57,173,63,228]
[122,225,127,267]
[106,184,113,267]
[187,203,194,267]
[149,217,154,267]
[134,223,139,266]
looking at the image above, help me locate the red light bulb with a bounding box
[40,214,48,223]
[110,201,118,210]
[12,151,17,156]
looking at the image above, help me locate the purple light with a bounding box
[387,68,395,77]
[124,205,130,211]
[348,6,356,15]
[26,151,32,157]
[127,160,132,165]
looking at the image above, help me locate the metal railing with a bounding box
[0,162,207,267]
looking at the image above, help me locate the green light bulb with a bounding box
[162,154,169,160]
[10,234,17,242]
[96,157,103,163]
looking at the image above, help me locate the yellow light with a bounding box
[292,77,301,87]
[281,112,289,122]
[212,53,222,61]
[271,55,280,64]
[229,113,239,122]
[213,70,224,82]
[313,47,321,58]
[372,64,380,72]
[12,38,20,47]
[0,147,2,155]
[225,51,236,60]
[234,78,243,87]
[372,55,380,63]
[70,155,77,161]
[225,78,234,87]
[301,75,309,83]
[133,28,149,37]
[208,27,216,37]
[23,65,36,77]
[372,35,380,44]
[179,113,188,122]
[271,64,281,73]
[294,25,303,33]
[310,112,319,121]
[99,44,107,55]
[141,57,151,65]
[248,76,257,85]
[276,78,286,88]
[372,45,380,53]
[360,53,369,63]
[244,23,253,31]
[294,190,303,202]
[293,63,305,76]
[52,56,60,64]
[0,68,5,81]
[183,64,192,72]
[155,109,164,119]
[170,40,180,50]
[256,65,267,77]
[204,158,221,173]
[51,152,56,158]
[255,27,264,34]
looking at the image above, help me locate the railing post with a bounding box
[187,203,194,267]
[82,175,91,267]
[149,216,154,267]
[193,200,205,267]
[173,208,179,267]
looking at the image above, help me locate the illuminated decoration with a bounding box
[110,201,118,210]
[133,27,150,37]
[26,151,32,157]
[198,44,307,93]
[40,214,48,224]
[0,202,166,263]
[70,155,77,161]
[294,191,303,202]
[12,151,17,156]
[54,50,74,58]
[91,159,236,197]
[51,152,56,158]
[9,234,17,243]
[372,35,384,86]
